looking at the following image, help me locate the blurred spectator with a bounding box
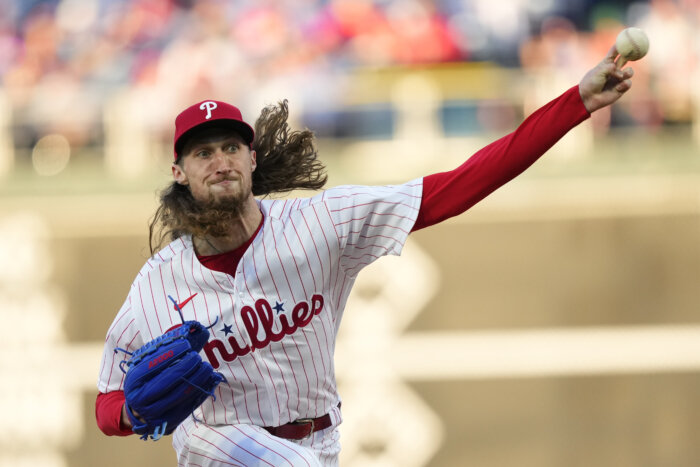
[0,0,696,173]
[637,0,695,124]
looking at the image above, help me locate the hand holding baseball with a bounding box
[578,47,633,113]
[615,27,650,68]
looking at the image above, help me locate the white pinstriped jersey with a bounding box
[97,179,423,456]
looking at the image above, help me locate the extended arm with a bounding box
[413,44,635,231]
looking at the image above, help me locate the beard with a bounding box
[191,189,248,237]
[158,181,251,240]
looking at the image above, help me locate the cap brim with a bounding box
[175,119,255,158]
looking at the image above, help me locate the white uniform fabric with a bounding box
[97,180,423,466]
[173,415,341,466]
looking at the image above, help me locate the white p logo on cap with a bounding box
[200,101,217,120]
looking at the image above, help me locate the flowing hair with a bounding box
[148,100,327,255]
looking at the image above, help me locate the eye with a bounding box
[195,149,211,158]
[225,143,239,153]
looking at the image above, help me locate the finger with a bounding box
[615,55,628,69]
[605,62,625,80]
[605,44,619,62]
[615,79,632,93]
[612,66,633,81]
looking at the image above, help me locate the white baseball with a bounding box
[615,27,649,62]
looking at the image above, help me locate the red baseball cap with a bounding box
[173,100,255,160]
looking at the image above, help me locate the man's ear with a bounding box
[250,149,257,172]
[172,164,188,185]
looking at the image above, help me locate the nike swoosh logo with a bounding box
[174,293,198,311]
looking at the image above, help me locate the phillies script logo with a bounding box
[204,294,324,369]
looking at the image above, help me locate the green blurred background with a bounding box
[1,0,699,466]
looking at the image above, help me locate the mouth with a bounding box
[209,177,237,187]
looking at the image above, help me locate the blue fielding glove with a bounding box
[116,315,225,441]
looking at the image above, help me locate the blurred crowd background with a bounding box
[0,0,697,179]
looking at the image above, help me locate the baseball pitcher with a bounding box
[96,45,636,466]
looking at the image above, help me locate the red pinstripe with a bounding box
[262,226,316,424]
[344,261,377,276]
[186,261,218,425]
[268,347,293,422]
[188,452,239,467]
[283,216,333,397]
[333,274,347,313]
[117,331,141,388]
[157,264,174,328]
[239,262,272,425]
[311,203,343,314]
[295,211,320,289]
[256,350,285,422]
[344,251,381,262]
[276,219,318,396]
[259,227,282,297]
[227,425,306,467]
[104,305,129,342]
[137,282,155,340]
[146,273,164,334]
[100,310,130,375]
[220,274,259,423]
[200,268,236,422]
[325,189,420,201]
[278,340,301,414]
[306,205,335,286]
[251,242,315,414]
[341,231,402,245]
[334,218,412,235]
[200,427,277,466]
[299,329,323,414]
[180,251,200,322]
[346,242,391,252]
[258,223,301,416]
[312,304,335,396]
[169,260,182,315]
[191,434,250,465]
[285,238,329,405]
[261,207,327,416]
[305,319,329,408]
[101,318,135,388]
[279,223,308,297]
[250,239,284,420]
[213,270,259,420]
[270,222,299,300]
[330,199,419,213]
[254,428,318,467]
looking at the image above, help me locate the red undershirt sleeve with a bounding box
[95,391,133,436]
[412,85,590,231]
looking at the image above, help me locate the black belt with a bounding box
[263,404,340,440]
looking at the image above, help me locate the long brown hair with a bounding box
[148,100,327,255]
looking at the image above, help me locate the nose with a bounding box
[211,149,233,173]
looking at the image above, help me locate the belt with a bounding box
[263,405,339,440]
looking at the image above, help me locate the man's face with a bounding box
[172,128,256,208]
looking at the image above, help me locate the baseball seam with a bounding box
[624,30,641,59]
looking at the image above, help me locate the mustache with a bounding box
[207,175,238,185]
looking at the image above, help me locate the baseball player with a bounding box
[96,45,635,466]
